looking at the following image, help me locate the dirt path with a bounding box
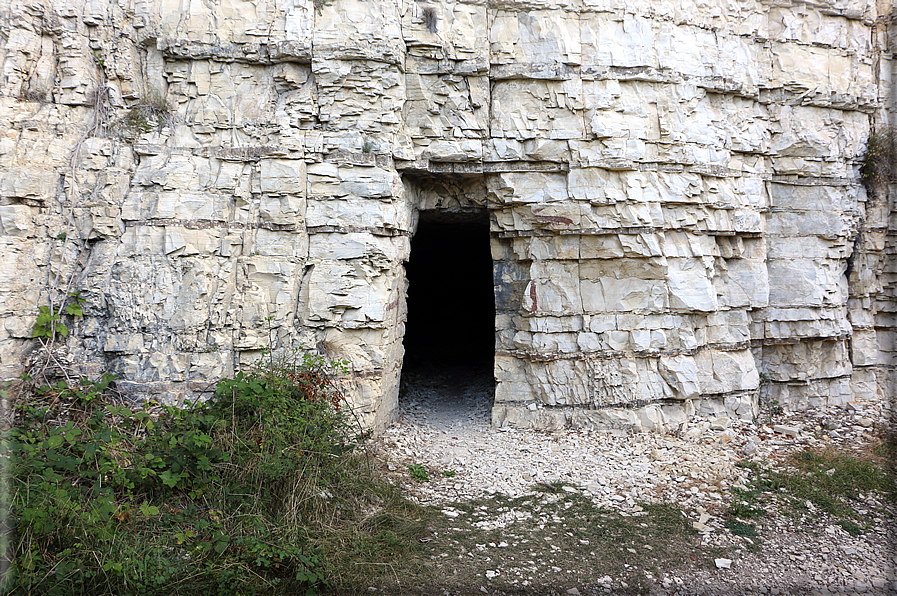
[366,365,896,596]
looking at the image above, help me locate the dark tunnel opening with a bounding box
[402,210,495,376]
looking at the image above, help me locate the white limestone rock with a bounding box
[0,0,889,435]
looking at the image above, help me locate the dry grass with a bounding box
[861,127,895,187]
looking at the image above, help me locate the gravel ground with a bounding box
[372,365,896,595]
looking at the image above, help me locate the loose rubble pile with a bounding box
[373,368,896,595]
[378,367,888,513]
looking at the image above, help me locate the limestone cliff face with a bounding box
[0,0,893,431]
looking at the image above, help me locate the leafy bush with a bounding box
[215,357,352,498]
[31,292,84,340]
[406,463,429,483]
[6,350,359,595]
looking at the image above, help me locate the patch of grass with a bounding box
[722,519,758,538]
[793,448,893,494]
[872,440,894,460]
[326,482,436,589]
[114,90,173,139]
[838,520,864,536]
[588,502,706,577]
[870,430,897,473]
[860,127,895,187]
[532,480,572,492]
[727,448,895,536]
[727,484,767,518]
[343,488,713,595]
[722,518,762,552]
[723,519,759,538]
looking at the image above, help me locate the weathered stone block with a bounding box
[667,258,718,312]
[491,79,583,140]
[490,10,581,68]
[0,168,57,202]
[0,204,35,236]
[253,229,308,258]
[258,159,306,196]
[694,349,759,395]
[658,354,701,399]
[523,261,582,315]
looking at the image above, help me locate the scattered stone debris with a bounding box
[373,366,896,595]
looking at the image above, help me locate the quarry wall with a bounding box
[0,0,893,431]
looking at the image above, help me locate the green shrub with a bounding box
[212,351,354,513]
[31,292,84,341]
[6,349,356,595]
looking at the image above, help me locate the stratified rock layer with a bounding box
[0,0,893,431]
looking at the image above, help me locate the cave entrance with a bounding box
[401,207,495,415]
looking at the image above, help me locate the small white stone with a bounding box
[715,558,732,569]
[710,417,730,431]
[773,425,800,437]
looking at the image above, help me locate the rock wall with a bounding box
[0,0,893,431]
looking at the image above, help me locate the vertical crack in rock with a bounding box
[294,263,315,329]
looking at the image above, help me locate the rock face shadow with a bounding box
[400,198,496,429]
[402,208,495,368]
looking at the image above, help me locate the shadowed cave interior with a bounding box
[400,210,496,406]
